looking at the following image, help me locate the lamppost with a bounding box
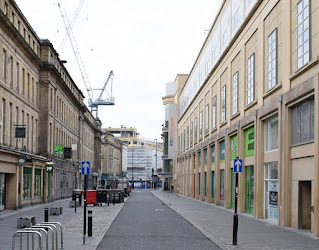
[155,138,157,189]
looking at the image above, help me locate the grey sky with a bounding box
[15,0,222,141]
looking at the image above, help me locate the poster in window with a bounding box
[269,191,278,206]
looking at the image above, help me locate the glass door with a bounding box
[245,165,254,214]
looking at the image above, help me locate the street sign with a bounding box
[81,161,91,175]
[46,162,54,172]
[233,158,243,173]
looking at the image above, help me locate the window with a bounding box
[198,151,201,166]
[184,129,186,152]
[211,144,215,163]
[267,29,277,91]
[194,117,198,142]
[264,115,278,151]
[212,96,217,129]
[247,54,255,105]
[221,5,230,52]
[297,0,310,69]
[16,62,19,91]
[2,49,6,79]
[291,97,314,145]
[0,99,4,144]
[232,0,243,37]
[22,68,25,95]
[204,148,208,164]
[190,121,193,146]
[232,72,239,115]
[221,85,226,123]
[23,167,31,200]
[4,2,8,16]
[220,140,225,162]
[205,104,209,135]
[187,126,189,149]
[34,169,41,198]
[9,56,13,87]
[199,111,203,140]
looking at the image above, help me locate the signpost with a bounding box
[81,161,90,244]
[233,157,242,245]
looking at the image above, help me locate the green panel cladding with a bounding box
[245,127,255,157]
[230,134,238,160]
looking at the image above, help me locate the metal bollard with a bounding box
[44,208,49,222]
[88,210,92,237]
[113,193,115,205]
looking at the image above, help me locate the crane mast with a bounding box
[58,3,115,119]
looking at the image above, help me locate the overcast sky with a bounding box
[15,0,222,141]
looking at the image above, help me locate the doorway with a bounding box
[245,165,254,214]
[298,181,311,230]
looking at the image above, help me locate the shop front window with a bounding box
[34,169,41,198]
[23,167,32,200]
[264,162,278,220]
[0,173,5,210]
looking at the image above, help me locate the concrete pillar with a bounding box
[195,151,199,200]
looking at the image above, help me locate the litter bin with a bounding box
[72,189,82,206]
[97,190,108,204]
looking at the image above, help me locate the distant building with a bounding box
[100,131,123,187]
[105,126,163,185]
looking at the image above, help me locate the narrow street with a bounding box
[97,190,220,250]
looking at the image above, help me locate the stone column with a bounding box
[215,141,220,206]
[207,144,212,203]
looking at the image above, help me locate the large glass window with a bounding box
[267,29,277,91]
[198,151,201,166]
[232,72,238,115]
[187,126,189,149]
[23,167,32,200]
[2,49,6,80]
[194,117,198,143]
[220,169,225,201]
[190,121,193,146]
[212,96,217,129]
[264,115,278,151]
[221,5,231,53]
[221,85,226,123]
[232,0,243,37]
[211,144,215,163]
[204,148,208,165]
[220,140,225,162]
[264,162,278,220]
[291,97,314,145]
[199,111,203,140]
[34,169,41,198]
[205,104,209,135]
[297,0,310,70]
[247,54,255,105]
[0,173,5,210]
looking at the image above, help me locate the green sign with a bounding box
[46,162,54,172]
[230,134,238,160]
[55,144,64,155]
[245,127,254,157]
[220,140,225,162]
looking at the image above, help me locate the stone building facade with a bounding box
[174,0,319,236]
[100,131,123,186]
[0,0,101,210]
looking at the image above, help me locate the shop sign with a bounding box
[46,162,54,172]
[269,191,278,205]
[64,147,72,159]
[55,145,64,155]
[230,134,238,160]
[245,127,254,157]
[15,127,26,138]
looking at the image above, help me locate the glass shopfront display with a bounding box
[264,162,278,220]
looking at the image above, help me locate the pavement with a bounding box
[0,197,124,250]
[1,190,319,250]
[152,190,319,250]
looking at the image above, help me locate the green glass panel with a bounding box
[211,145,215,163]
[220,140,225,162]
[230,134,238,160]
[245,127,255,157]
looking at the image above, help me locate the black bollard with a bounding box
[88,210,92,237]
[44,207,49,222]
[113,193,115,205]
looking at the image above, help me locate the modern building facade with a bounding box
[105,126,163,186]
[174,0,319,236]
[162,78,187,191]
[0,0,101,210]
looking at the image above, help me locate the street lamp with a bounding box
[154,138,157,189]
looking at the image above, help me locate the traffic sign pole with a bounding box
[233,171,238,245]
[83,174,87,244]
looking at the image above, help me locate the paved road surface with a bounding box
[97,189,220,250]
